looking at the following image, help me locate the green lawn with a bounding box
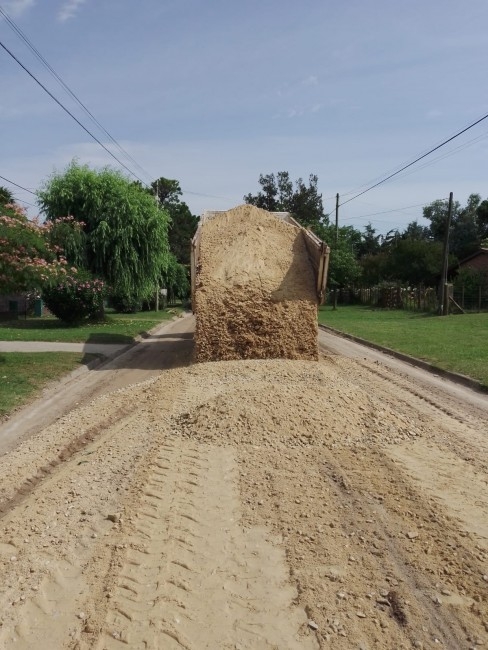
[319,305,488,388]
[0,352,97,418]
[0,308,181,419]
[0,308,181,344]
[0,307,183,419]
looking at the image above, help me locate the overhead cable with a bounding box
[0,39,148,185]
[0,174,36,194]
[341,200,441,221]
[0,5,153,184]
[339,111,488,207]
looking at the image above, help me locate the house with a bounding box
[0,293,28,318]
[455,248,488,274]
[0,293,43,319]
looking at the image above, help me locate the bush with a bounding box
[109,292,143,313]
[43,273,107,325]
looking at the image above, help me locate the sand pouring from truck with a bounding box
[191,204,330,362]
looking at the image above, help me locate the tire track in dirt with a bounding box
[92,439,317,649]
[325,354,488,474]
[0,391,167,649]
[0,406,134,520]
[239,442,488,649]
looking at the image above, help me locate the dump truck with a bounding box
[191,204,330,362]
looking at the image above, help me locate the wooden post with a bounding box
[439,192,453,315]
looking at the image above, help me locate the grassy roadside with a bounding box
[0,352,98,419]
[0,308,181,344]
[0,308,183,419]
[318,305,488,388]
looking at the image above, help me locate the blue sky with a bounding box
[1,0,487,235]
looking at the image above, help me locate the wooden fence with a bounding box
[329,283,488,313]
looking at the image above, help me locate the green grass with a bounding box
[0,352,97,418]
[319,305,488,388]
[0,308,182,344]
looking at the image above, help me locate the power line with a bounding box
[379,129,488,184]
[0,11,234,203]
[0,5,154,184]
[342,200,447,222]
[13,197,36,207]
[0,38,149,185]
[339,115,488,199]
[339,111,488,208]
[0,174,36,194]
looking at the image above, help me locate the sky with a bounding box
[1,0,487,236]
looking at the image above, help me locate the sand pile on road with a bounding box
[194,204,318,362]
[170,359,424,448]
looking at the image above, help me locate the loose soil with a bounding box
[194,205,319,362]
[0,341,487,649]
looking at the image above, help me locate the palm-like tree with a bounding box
[0,186,14,206]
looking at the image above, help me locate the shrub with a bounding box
[43,272,107,325]
[109,292,142,313]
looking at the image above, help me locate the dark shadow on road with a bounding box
[80,352,105,366]
[142,332,194,340]
[84,332,133,344]
[90,332,195,372]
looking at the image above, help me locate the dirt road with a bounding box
[0,320,487,649]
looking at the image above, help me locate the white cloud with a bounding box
[272,104,322,120]
[3,0,35,17]
[58,0,86,22]
[302,75,318,86]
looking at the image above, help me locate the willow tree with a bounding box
[37,162,170,306]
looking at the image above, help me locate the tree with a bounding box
[37,162,171,306]
[386,239,445,286]
[0,202,69,293]
[423,194,486,261]
[151,177,198,266]
[401,221,431,241]
[244,171,327,229]
[356,223,382,258]
[316,223,362,293]
[0,186,14,206]
[476,199,488,243]
[161,253,190,304]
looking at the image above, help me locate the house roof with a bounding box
[457,247,488,265]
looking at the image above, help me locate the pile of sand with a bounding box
[172,359,424,449]
[194,205,319,362]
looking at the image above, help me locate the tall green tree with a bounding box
[151,177,198,266]
[316,223,362,290]
[386,239,445,286]
[401,221,431,241]
[477,199,488,244]
[244,171,327,229]
[354,223,383,258]
[37,161,170,305]
[423,194,486,261]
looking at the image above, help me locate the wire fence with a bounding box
[329,282,488,313]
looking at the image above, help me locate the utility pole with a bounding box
[439,192,453,316]
[335,193,339,244]
[332,193,339,310]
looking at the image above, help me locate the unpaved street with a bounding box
[0,320,487,649]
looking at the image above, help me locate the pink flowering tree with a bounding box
[0,203,69,293]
